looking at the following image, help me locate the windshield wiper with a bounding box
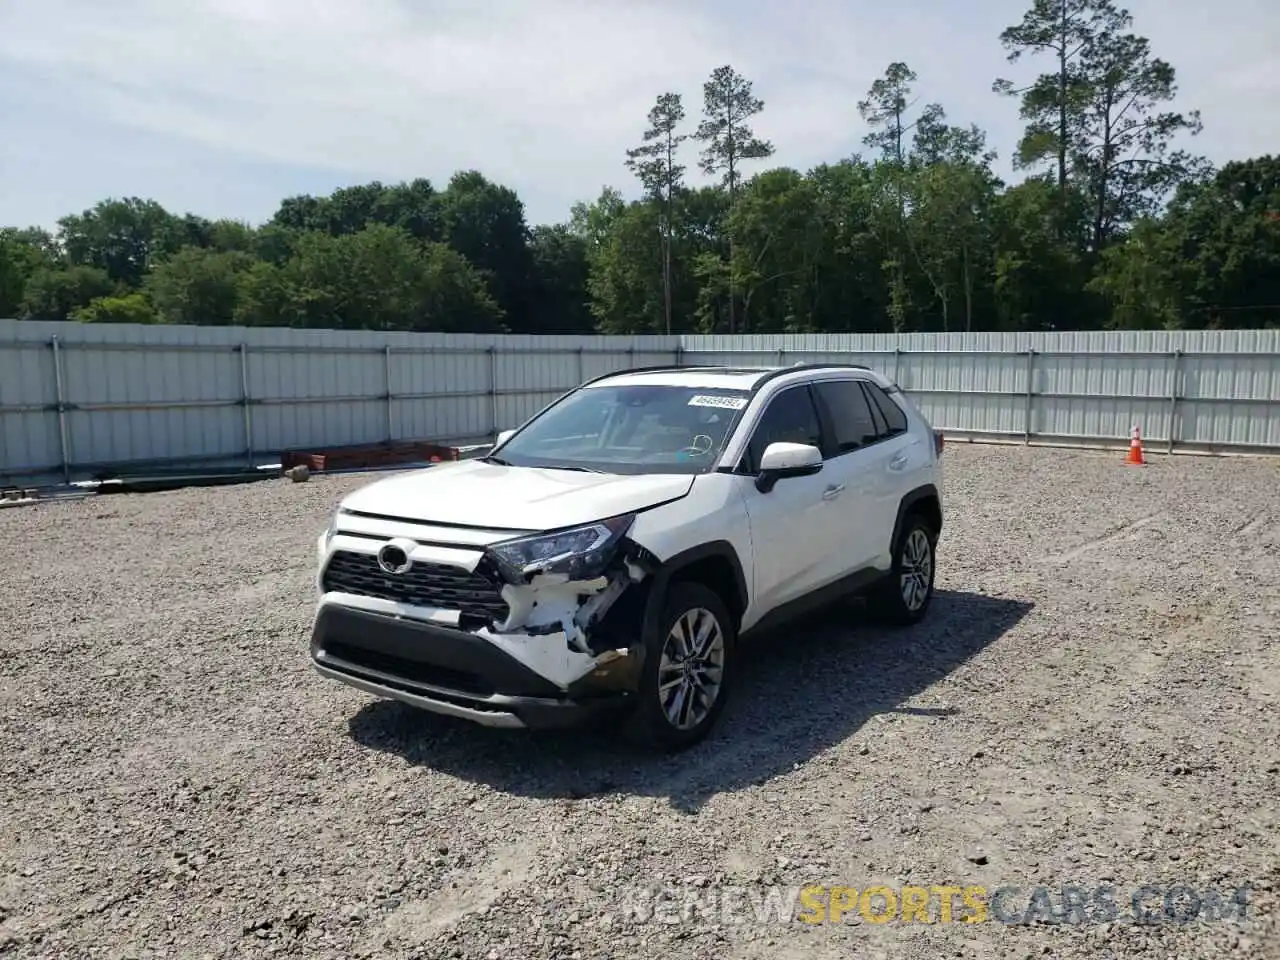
[483,456,603,473]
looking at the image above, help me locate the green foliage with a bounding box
[627,93,690,334]
[1090,155,1280,328]
[726,168,824,332]
[434,171,535,326]
[626,94,688,202]
[527,225,594,334]
[0,242,23,317]
[146,248,257,325]
[237,225,503,332]
[990,179,1090,330]
[57,197,185,287]
[20,265,117,322]
[70,292,161,324]
[859,62,920,164]
[993,0,1204,251]
[695,65,776,333]
[583,200,665,334]
[3,12,1274,335]
[695,66,774,197]
[0,230,58,317]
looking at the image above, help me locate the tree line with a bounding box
[2,0,1277,335]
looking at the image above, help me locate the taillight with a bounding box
[934,431,945,456]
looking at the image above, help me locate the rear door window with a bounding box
[812,379,880,456]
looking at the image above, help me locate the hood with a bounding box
[339,459,696,531]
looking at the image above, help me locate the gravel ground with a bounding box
[1,444,1278,960]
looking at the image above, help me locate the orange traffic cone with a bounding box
[1125,425,1146,466]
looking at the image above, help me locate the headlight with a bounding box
[485,514,634,582]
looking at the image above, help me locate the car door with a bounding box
[859,379,921,563]
[809,378,893,573]
[737,384,841,615]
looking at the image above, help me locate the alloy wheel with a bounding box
[899,527,933,612]
[657,607,726,730]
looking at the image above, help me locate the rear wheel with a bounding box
[870,513,937,625]
[626,581,734,751]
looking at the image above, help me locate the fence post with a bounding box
[1167,349,1181,454]
[777,346,785,366]
[1023,349,1036,444]
[384,345,394,443]
[577,346,585,385]
[488,346,499,438]
[892,348,902,385]
[50,336,71,484]
[674,343,684,367]
[239,343,254,465]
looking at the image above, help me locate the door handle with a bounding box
[821,483,845,500]
[889,453,908,470]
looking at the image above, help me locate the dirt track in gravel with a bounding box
[0,444,1277,960]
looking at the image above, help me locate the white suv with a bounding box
[310,363,944,750]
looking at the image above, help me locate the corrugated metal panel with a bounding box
[62,340,244,466]
[1177,349,1280,447]
[681,331,1279,450]
[394,344,489,443]
[0,338,59,476]
[1036,396,1174,443]
[2,320,1278,484]
[681,328,1280,356]
[1179,401,1280,447]
[1182,351,1280,401]
[0,321,683,480]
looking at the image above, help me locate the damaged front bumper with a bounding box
[311,513,661,729]
[312,512,670,727]
[309,602,638,729]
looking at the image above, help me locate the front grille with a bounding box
[322,550,509,623]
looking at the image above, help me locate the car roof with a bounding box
[587,366,776,390]
[585,363,879,391]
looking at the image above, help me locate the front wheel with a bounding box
[625,581,734,751]
[870,514,937,625]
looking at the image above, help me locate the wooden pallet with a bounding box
[279,440,462,473]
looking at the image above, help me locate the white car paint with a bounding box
[338,459,696,531]
[311,362,942,715]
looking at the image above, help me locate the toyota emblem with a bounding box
[377,541,414,575]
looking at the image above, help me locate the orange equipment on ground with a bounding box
[1125,425,1146,466]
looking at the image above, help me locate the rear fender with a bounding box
[890,483,943,551]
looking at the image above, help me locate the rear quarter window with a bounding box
[863,381,909,435]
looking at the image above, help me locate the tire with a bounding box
[870,512,937,626]
[625,580,735,752]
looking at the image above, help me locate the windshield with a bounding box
[490,383,752,475]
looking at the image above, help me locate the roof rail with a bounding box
[578,363,694,387]
[583,361,769,385]
[788,362,871,371]
[580,360,872,391]
[750,361,871,388]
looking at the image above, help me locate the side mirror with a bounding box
[493,428,516,448]
[755,442,822,493]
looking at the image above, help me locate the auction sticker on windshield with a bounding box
[688,395,749,410]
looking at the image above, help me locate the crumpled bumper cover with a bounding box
[309,603,636,729]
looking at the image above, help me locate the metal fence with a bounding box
[2,319,1278,485]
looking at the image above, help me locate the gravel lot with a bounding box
[1,444,1277,960]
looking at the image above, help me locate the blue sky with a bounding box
[1,0,1276,232]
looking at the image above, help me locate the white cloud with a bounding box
[0,0,1275,228]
